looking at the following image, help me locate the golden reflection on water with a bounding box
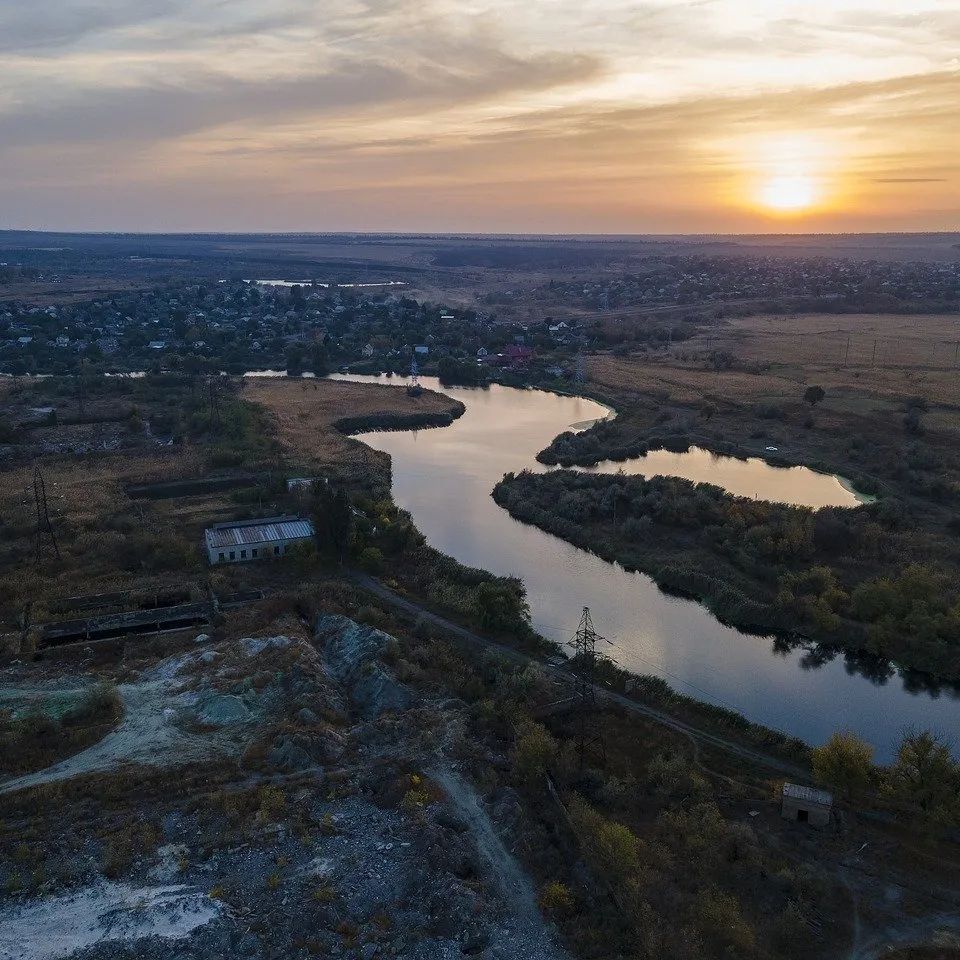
[583,446,865,510]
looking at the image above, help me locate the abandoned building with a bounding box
[204,516,315,565]
[781,782,833,827]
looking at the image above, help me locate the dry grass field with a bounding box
[0,376,462,630]
[243,376,460,469]
[589,313,960,435]
[0,277,155,306]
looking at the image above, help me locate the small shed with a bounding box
[781,782,833,827]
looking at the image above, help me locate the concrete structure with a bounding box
[204,516,314,565]
[285,477,314,492]
[781,782,833,827]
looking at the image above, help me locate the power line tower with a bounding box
[573,346,585,388]
[568,606,614,772]
[406,356,422,397]
[34,465,61,567]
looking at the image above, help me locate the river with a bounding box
[329,374,959,762]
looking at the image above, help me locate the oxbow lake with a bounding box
[329,374,958,762]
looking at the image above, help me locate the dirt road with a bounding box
[351,572,808,780]
[0,681,216,795]
[432,766,568,960]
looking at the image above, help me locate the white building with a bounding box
[781,782,833,827]
[204,516,315,565]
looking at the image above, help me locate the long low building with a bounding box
[204,516,315,565]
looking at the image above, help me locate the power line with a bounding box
[568,606,615,772]
[34,465,61,567]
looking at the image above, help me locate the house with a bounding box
[504,344,534,367]
[204,516,315,565]
[781,783,833,827]
[414,345,429,356]
[477,347,488,358]
[362,343,375,359]
[148,340,167,350]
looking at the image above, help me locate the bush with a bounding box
[359,546,383,573]
[63,682,122,726]
[510,721,558,788]
[539,880,575,917]
[568,796,640,884]
[692,886,755,955]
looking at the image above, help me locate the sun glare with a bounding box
[741,134,835,217]
[759,174,816,212]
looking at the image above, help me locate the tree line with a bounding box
[493,469,960,679]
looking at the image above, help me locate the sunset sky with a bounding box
[1,0,957,233]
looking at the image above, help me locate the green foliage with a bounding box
[538,880,575,917]
[811,731,874,800]
[493,470,960,679]
[510,721,558,788]
[646,752,710,804]
[438,355,487,386]
[886,729,960,829]
[359,546,383,573]
[568,796,640,884]
[475,577,531,635]
[692,886,756,955]
[311,485,353,563]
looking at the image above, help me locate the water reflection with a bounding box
[330,373,958,761]
[582,446,866,509]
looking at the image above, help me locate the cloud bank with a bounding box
[0,0,957,231]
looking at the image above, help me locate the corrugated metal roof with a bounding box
[783,782,832,806]
[205,518,314,549]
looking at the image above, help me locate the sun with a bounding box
[738,134,835,217]
[759,173,817,213]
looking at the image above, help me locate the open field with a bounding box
[0,375,463,633]
[589,312,960,437]
[243,376,462,473]
[0,278,155,307]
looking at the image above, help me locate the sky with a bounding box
[0,0,958,233]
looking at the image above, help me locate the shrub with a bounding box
[63,682,122,726]
[510,721,558,788]
[538,880,575,917]
[692,886,755,954]
[257,786,285,821]
[312,884,336,904]
[568,796,640,884]
[359,547,384,573]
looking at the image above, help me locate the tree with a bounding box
[887,729,959,826]
[803,385,825,407]
[313,486,353,564]
[811,731,874,800]
[700,401,717,422]
[511,721,558,787]
[475,577,531,634]
[904,407,925,436]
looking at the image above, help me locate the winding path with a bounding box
[0,682,216,795]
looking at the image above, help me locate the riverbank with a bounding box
[492,468,960,683]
